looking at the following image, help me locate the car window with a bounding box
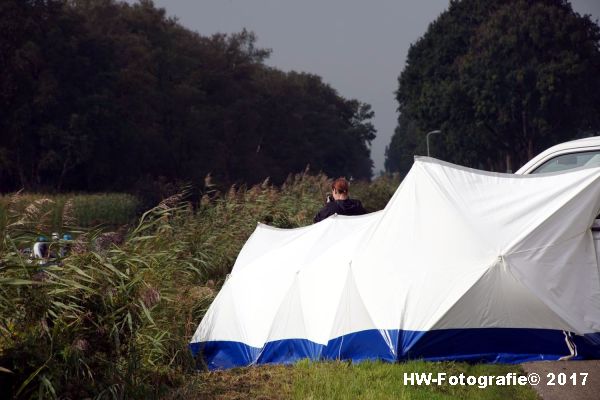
[531,150,600,174]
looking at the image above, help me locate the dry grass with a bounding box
[166,365,294,400]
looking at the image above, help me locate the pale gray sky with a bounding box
[148,0,600,173]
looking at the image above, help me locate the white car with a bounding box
[516,136,600,175]
[516,136,600,262]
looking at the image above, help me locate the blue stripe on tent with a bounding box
[322,329,398,362]
[398,328,573,363]
[257,339,324,365]
[189,341,260,370]
[191,328,599,370]
[574,333,600,359]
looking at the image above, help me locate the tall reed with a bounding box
[0,172,400,398]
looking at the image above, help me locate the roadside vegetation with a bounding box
[0,172,402,399]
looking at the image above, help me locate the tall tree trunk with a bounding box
[16,151,29,190]
[57,156,71,192]
[17,162,28,190]
[521,110,532,164]
[505,152,512,173]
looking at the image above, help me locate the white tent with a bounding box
[190,158,600,369]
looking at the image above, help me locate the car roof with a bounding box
[516,136,600,174]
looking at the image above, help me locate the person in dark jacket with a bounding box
[313,177,367,223]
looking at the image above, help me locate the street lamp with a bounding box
[426,130,442,157]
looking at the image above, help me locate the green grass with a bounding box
[69,193,140,227]
[167,360,539,400]
[293,360,538,400]
[0,193,139,232]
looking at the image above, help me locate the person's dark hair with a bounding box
[332,177,349,194]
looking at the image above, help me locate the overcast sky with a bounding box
[148,0,600,173]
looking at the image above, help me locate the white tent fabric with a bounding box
[190,158,600,369]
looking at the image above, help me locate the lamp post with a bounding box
[426,130,442,157]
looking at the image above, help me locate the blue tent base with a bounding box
[190,328,600,370]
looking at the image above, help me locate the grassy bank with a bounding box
[168,360,538,400]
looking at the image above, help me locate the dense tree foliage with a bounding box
[0,0,375,193]
[386,0,600,175]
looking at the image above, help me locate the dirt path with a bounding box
[521,360,600,400]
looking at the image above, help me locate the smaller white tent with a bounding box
[191,158,600,369]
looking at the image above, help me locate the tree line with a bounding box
[0,0,376,193]
[386,0,600,175]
